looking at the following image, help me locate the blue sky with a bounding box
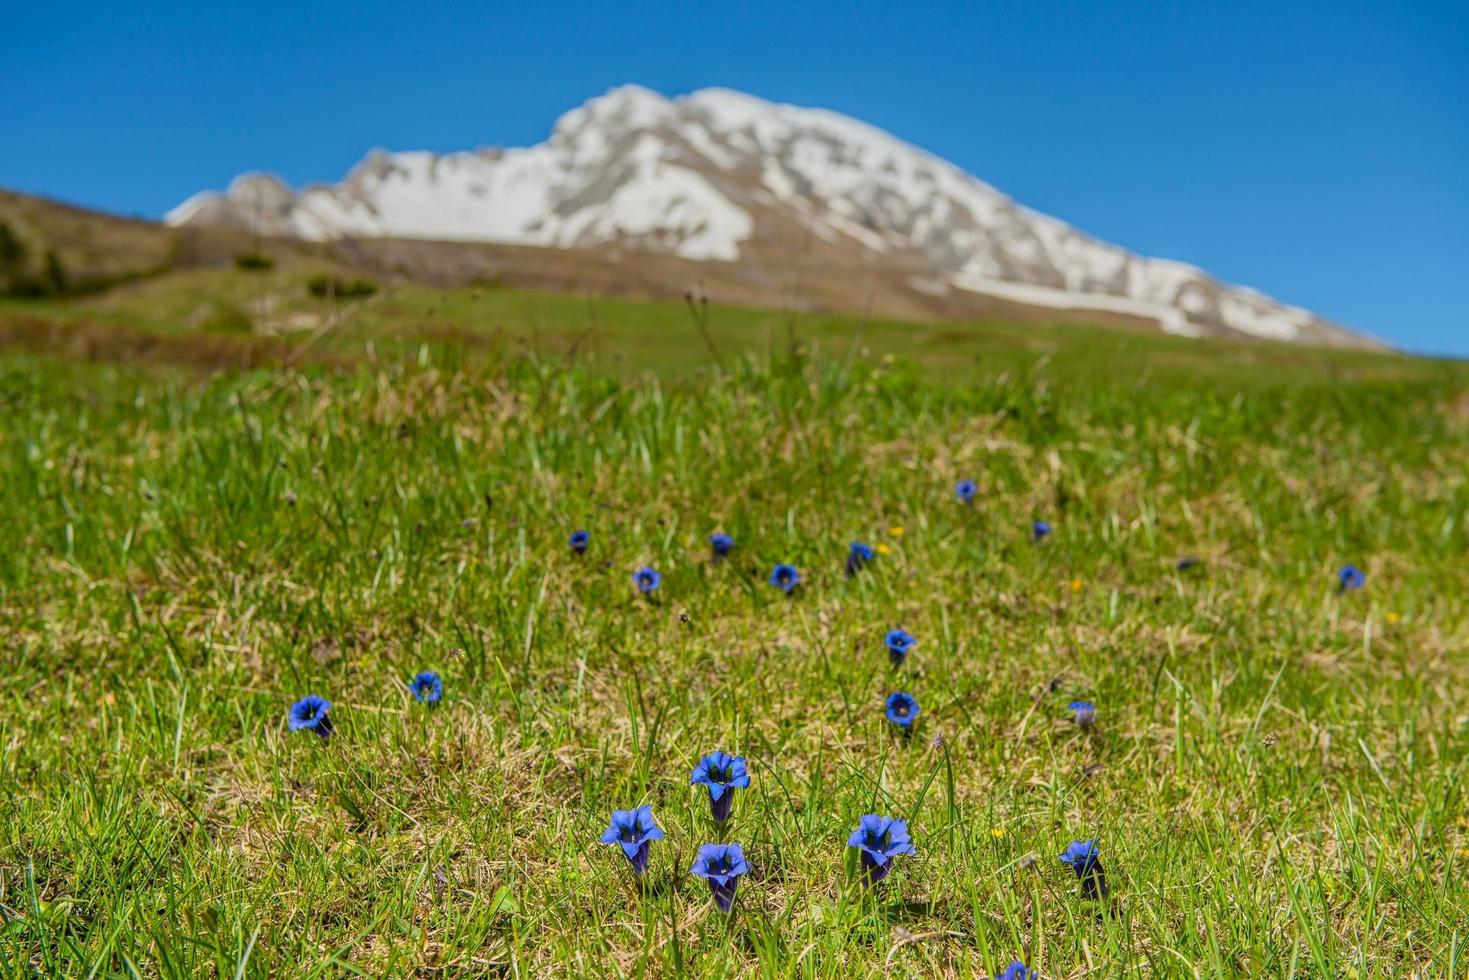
[3,1,1466,354]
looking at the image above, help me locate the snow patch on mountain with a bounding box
[167,84,1364,346]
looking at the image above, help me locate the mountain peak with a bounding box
[553,84,677,141]
[166,85,1373,347]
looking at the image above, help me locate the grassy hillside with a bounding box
[0,190,178,296]
[0,187,1390,350]
[0,255,1443,388]
[1,320,1466,974]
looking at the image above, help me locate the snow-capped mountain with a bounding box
[168,85,1369,347]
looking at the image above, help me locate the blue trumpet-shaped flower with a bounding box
[1060,839,1108,899]
[847,814,915,885]
[690,751,750,823]
[995,962,1034,980]
[1338,564,1366,591]
[846,541,875,577]
[955,480,977,504]
[599,805,665,875]
[288,695,333,738]
[1067,699,1095,728]
[1060,839,1099,872]
[885,691,920,729]
[770,563,800,594]
[689,843,749,912]
[569,530,589,554]
[709,532,735,559]
[409,671,443,704]
[884,628,915,666]
[1032,520,1052,541]
[634,566,661,595]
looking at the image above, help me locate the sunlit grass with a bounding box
[1,335,1466,976]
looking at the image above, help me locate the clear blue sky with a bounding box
[3,1,1466,354]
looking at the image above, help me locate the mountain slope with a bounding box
[168,85,1375,348]
[1,189,177,295]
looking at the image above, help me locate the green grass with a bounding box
[1,310,1468,976]
[0,266,1446,386]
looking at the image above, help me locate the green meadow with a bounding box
[1,281,1467,976]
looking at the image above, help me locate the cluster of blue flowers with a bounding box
[562,504,1069,608]
[597,750,761,911]
[281,489,1372,975]
[288,669,446,739]
[289,510,1367,738]
[598,752,1045,971]
[600,748,918,914]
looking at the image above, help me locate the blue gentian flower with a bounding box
[288,695,333,738]
[1060,839,1099,872]
[689,843,750,912]
[885,691,920,729]
[955,479,977,504]
[409,671,443,704]
[709,532,735,559]
[847,814,915,885]
[1175,556,1201,571]
[599,805,665,875]
[846,541,875,577]
[1338,564,1365,592]
[1060,839,1108,899]
[691,751,751,823]
[1032,520,1052,542]
[1067,699,1095,728]
[996,962,1034,980]
[569,530,589,554]
[770,563,800,594]
[884,628,915,667]
[634,566,661,595]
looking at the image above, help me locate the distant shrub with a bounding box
[235,252,275,271]
[0,222,168,299]
[469,273,508,291]
[199,301,253,334]
[0,222,26,273]
[3,248,69,298]
[3,278,49,298]
[307,274,377,299]
[42,250,68,294]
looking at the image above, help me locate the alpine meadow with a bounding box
[4,18,1469,971]
[2,274,1467,975]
